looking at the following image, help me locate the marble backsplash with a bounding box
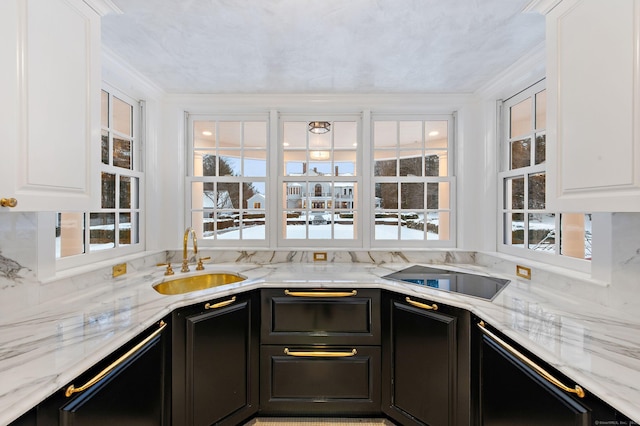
[1,211,638,317]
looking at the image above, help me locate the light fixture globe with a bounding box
[308,121,331,134]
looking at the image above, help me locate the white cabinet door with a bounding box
[546,0,640,212]
[0,0,101,211]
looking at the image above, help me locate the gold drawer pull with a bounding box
[205,296,236,310]
[477,321,585,398]
[284,348,357,357]
[405,297,438,311]
[65,321,167,397]
[284,290,357,298]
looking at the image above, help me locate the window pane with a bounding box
[245,182,265,210]
[399,155,422,177]
[374,153,397,176]
[535,134,546,165]
[90,213,115,251]
[244,121,267,148]
[215,211,239,239]
[375,213,399,240]
[535,90,546,130]
[120,176,138,209]
[334,150,356,176]
[510,97,532,139]
[333,121,358,149]
[217,182,240,209]
[243,155,266,177]
[425,151,446,176]
[124,212,139,245]
[427,182,449,209]
[427,211,450,240]
[101,90,109,128]
[194,211,212,239]
[401,214,424,240]
[308,212,331,239]
[285,212,306,239]
[399,121,422,149]
[505,212,525,246]
[218,122,241,148]
[283,122,307,149]
[193,153,216,176]
[374,121,397,148]
[309,131,331,152]
[335,183,356,209]
[528,173,546,209]
[376,183,398,209]
[561,213,591,260]
[425,121,448,149]
[194,121,215,149]
[101,172,116,208]
[335,212,355,239]
[505,177,524,209]
[112,96,132,136]
[528,213,555,252]
[113,137,132,169]
[510,138,531,169]
[119,213,131,244]
[101,130,109,165]
[308,161,332,175]
[57,212,85,258]
[401,183,424,210]
[219,152,241,176]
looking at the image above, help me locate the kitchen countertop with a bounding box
[1,256,639,425]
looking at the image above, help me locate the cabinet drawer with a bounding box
[260,345,381,415]
[261,289,381,345]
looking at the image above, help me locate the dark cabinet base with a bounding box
[260,345,381,415]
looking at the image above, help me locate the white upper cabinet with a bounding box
[545,0,640,212]
[0,0,102,211]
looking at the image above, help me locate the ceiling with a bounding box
[101,0,544,95]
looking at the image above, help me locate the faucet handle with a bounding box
[157,262,175,276]
[196,257,211,271]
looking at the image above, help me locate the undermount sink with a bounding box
[153,272,246,295]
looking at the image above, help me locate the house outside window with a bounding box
[188,113,456,249]
[279,118,360,244]
[56,86,143,265]
[371,115,454,246]
[187,115,269,243]
[499,80,592,264]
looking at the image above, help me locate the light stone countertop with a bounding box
[1,252,639,425]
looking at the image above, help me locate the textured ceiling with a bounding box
[101,0,544,94]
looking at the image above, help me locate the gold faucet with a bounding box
[182,227,198,272]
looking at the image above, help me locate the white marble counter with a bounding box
[1,251,639,425]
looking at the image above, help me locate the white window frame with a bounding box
[369,113,456,249]
[56,84,145,271]
[277,113,363,249]
[186,113,271,248]
[186,109,458,250]
[498,80,591,272]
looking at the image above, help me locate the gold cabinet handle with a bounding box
[284,348,357,357]
[0,198,17,208]
[284,290,357,298]
[205,296,236,310]
[65,320,167,397]
[405,297,438,311]
[477,321,585,398]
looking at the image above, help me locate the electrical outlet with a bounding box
[516,265,531,280]
[112,263,127,278]
[313,252,327,261]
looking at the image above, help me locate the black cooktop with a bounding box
[383,265,509,301]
